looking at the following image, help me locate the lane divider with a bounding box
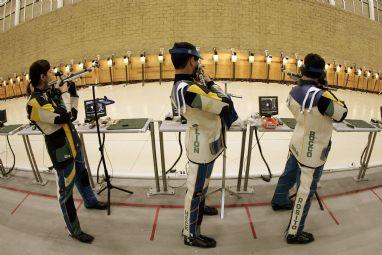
[150,207,160,241]
[371,189,382,203]
[321,199,340,225]
[244,206,257,239]
[10,193,30,215]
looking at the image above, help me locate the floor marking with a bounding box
[244,206,257,239]
[10,193,30,215]
[321,199,340,225]
[150,207,160,241]
[371,189,382,203]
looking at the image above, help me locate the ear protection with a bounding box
[300,65,326,76]
[300,65,328,86]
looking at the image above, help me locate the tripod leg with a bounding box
[289,193,296,200]
[207,187,222,196]
[97,185,107,195]
[113,185,134,194]
[108,185,111,215]
[315,191,324,211]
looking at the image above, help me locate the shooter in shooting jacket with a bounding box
[271,53,348,244]
[169,42,238,248]
[26,59,107,244]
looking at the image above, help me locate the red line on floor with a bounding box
[112,202,183,209]
[0,185,81,201]
[321,199,340,225]
[320,183,382,199]
[244,206,257,239]
[76,201,84,212]
[371,189,382,203]
[2,183,382,209]
[10,193,30,215]
[225,202,271,208]
[150,207,160,241]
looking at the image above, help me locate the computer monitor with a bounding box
[84,100,106,120]
[0,109,7,126]
[259,96,278,117]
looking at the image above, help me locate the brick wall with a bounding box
[0,0,381,81]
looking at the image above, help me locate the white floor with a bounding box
[0,81,381,179]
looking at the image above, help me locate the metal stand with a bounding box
[208,82,241,219]
[141,63,145,86]
[354,131,378,181]
[91,80,133,215]
[159,62,163,85]
[22,135,47,185]
[239,125,256,193]
[147,121,173,196]
[0,158,10,179]
[208,130,241,219]
[149,120,175,196]
[229,127,247,193]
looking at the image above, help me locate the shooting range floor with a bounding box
[0,81,381,178]
[2,167,382,255]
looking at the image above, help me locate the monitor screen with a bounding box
[84,100,106,119]
[259,96,278,117]
[0,109,7,123]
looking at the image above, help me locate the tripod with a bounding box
[207,129,241,219]
[92,67,133,215]
[207,82,241,219]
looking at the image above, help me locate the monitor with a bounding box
[84,100,106,120]
[0,109,7,125]
[259,96,278,117]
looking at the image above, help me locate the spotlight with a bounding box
[140,52,146,86]
[123,55,129,65]
[213,48,219,63]
[65,64,71,73]
[53,67,59,74]
[78,62,84,70]
[375,73,379,79]
[366,70,371,78]
[158,48,164,63]
[107,58,113,68]
[158,48,164,85]
[346,66,352,74]
[10,78,13,85]
[231,51,237,63]
[297,59,303,68]
[264,50,271,83]
[356,68,362,76]
[140,53,146,64]
[17,76,20,83]
[266,55,273,65]
[282,56,289,66]
[2,81,6,86]
[249,51,255,63]
[158,54,163,63]
[336,65,341,73]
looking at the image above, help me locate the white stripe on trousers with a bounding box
[288,164,315,235]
